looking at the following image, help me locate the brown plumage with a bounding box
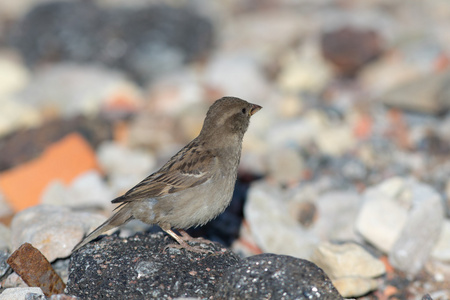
[72,97,261,252]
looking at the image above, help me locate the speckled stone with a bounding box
[0,287,44,300]
[67,232,240,299]
[215,253,343,299]
[10,205,107,262]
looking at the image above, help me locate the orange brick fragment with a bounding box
[380,255,395,274]
[383,285,398,298]
[0,132,100,211]
[114,120,129,144]
[353,115,373,139]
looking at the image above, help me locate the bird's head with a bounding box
[200,97,262,139]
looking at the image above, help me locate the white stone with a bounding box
[0,97,41,138]
[203,51,270,101]
[41,170,114,209]
[355,178,409,253]
[19,63,143,118]
[267,147,304,186]
[313,191,361,242]
[356,177,445,275]
[97,141,155,194]
[0,51,29,97]
[311,242,385,279]
[0,287,43,300]
[332,277,379,298]
[245,181,320,259]
[277,41,332,94]
[10,205,106,262]
[389,181,444,275]
[146,69,204,116]
[432,219,450,262]
[315,124,356,156]
[0,223,11,251]
[266,119,316,150]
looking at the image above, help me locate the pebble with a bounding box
[331,277,378,298]
[146,70,204,117]
[320,26,384,77]
[265,118,316,150]
[267,146,304,186]
[18,63,142,118]
[312,191,361,242]
[311,242,385,279]
[388,179,444,275]
[224,10,305,57]
[0,287,44,300]
[381,69,450,115]
[245,181,320,259]
[10,205,107,262]
[356,177,445,275]
[203,51,270,101]
[0,97,41,138]
[0,250,10,279]
[277,41,332,94]
[431,219,450,262]
[0,51,29,97]
[1,272,27,289]
[0,223,11,251]
[355,177,411,253]
[96,141,156,195]
[41,170,114,209]
[315,124,356,156]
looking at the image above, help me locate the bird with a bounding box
[72,96,261,253]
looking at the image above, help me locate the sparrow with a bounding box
[73,96,261,253]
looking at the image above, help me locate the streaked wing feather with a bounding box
[111,140,216,204]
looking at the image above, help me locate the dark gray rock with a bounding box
[215,253,343,300]
[9,2,214,84]
[66,232,239,299]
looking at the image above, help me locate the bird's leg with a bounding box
[165,228,188,246]
[162,228,212,254]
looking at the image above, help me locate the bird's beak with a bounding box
[249,104,262,116]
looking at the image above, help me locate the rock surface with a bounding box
[67,232,240,299]
[67,233,341,299]
[215,253,343,299]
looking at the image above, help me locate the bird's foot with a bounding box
[163,241,213,254]
[162,228,216,254]
[177,229,216,246]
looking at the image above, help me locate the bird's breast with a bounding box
[153,171,236,229]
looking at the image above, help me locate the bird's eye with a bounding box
[242,108,247,115]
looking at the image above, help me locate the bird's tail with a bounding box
[72,204,133,252]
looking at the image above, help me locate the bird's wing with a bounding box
[111,139,217,204]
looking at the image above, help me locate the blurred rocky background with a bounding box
[0,0,450,299]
